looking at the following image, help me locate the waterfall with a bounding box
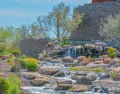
[64,46,82,59]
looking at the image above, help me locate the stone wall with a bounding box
[20,38,51,58]
[71,1,120,41]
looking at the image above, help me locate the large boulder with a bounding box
[76,76,92,85]
[112,67,120,73]
[53,71,65,77]
[54,79,72,90]
[77,56,86,62]
[23,72,36,80]
[70,85,88,92]
[71,1,120,41]
[62,56,73,62]
[31,76,52,86]
[39,67,59,75]
[109,58,120,67]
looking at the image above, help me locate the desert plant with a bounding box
[0,77,9,94]
[107,47,117,59]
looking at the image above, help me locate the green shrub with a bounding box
[0,46,6,53]
[7,76,21,94]
[26,62,38,71]
[7,58,14,63]
[0,77,9,94]
[21,57,39,71]
[59,38,71,46]
[107,47,117,59]
[111,73,116,79]
[92,68,103,73]
[12,50,20,57]
[21,55,26,59]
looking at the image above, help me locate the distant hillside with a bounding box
[71,1,120,41]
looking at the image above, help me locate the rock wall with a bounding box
[71,1,120,41]
[20,38,51,58]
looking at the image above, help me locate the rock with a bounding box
[47,50,62,57]
[1,54,15,60]
[54,84,72,90]
[45,57,53,62]
[39,67,59,75]
[77,56,86,62]
[92,86,108,93]
[79,61,87,66]
[103,57,112,64]
[76,76,92,85]
[62,56,73,62]
[31,76,51,86]
[75,72,87,77]
[109,58,120,67]
[97,73,110,80]
[56,80,72,84]
[54,71,65,77]
[0,72,5,77]
[71,2,120,41]
[87,73,97,81]
[95,42,107,48]
[84,44,95,50]
[70,85,88,92]
[54,79,72,90]
[45,42,55,51]
[99,55,109,59]
[23,73,36,80]
[95,46,103,52]
[112,67,120,73]
[94,60,103,64]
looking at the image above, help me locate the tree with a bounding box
[100,14,120,41]
[35,2,84,41]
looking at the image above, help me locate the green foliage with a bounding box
[0,77,9,94]
[21,57,39,71]
[0,46,6,53]
[69,87,74,92]
[59,38,71,46]
[7,76,21,94]
[111,73,116,79]
[7,58,14,63]
[69,67,80,71]
[107,47,117,59]
[12,50,20,57]
[92,68,103,73]
[21,55,26,59]
[100,14,120,40]
[26,62,38,71]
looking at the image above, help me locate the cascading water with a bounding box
[64,46,83,59]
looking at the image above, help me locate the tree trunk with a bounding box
[57,16,60,41]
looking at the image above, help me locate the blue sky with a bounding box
[0,0,91,27]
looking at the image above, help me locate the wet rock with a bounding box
[54,84,72,90]
[70,85,88,92]
[87,73,97,81]
[39,67,59,75]
[23,73,36,80]
[56,80,72,84]
[54,71,65,77]
[31,76,51,86]
[109,58,120,67]
[92,86,108,93]
[77,56,86,62]
[97,73,110,80]
[62,56,73,62]
[54,79,72,90]
[76,76,92,85]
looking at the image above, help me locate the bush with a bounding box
[59,38,71,46]
[26,62,38,71]
[7,76,21,94]
[107,47,117,59]
[21,57,39,71]
[12,50,20,57]
[0,77,9,94]
[21,55,26,59]
[0,46,6,53]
